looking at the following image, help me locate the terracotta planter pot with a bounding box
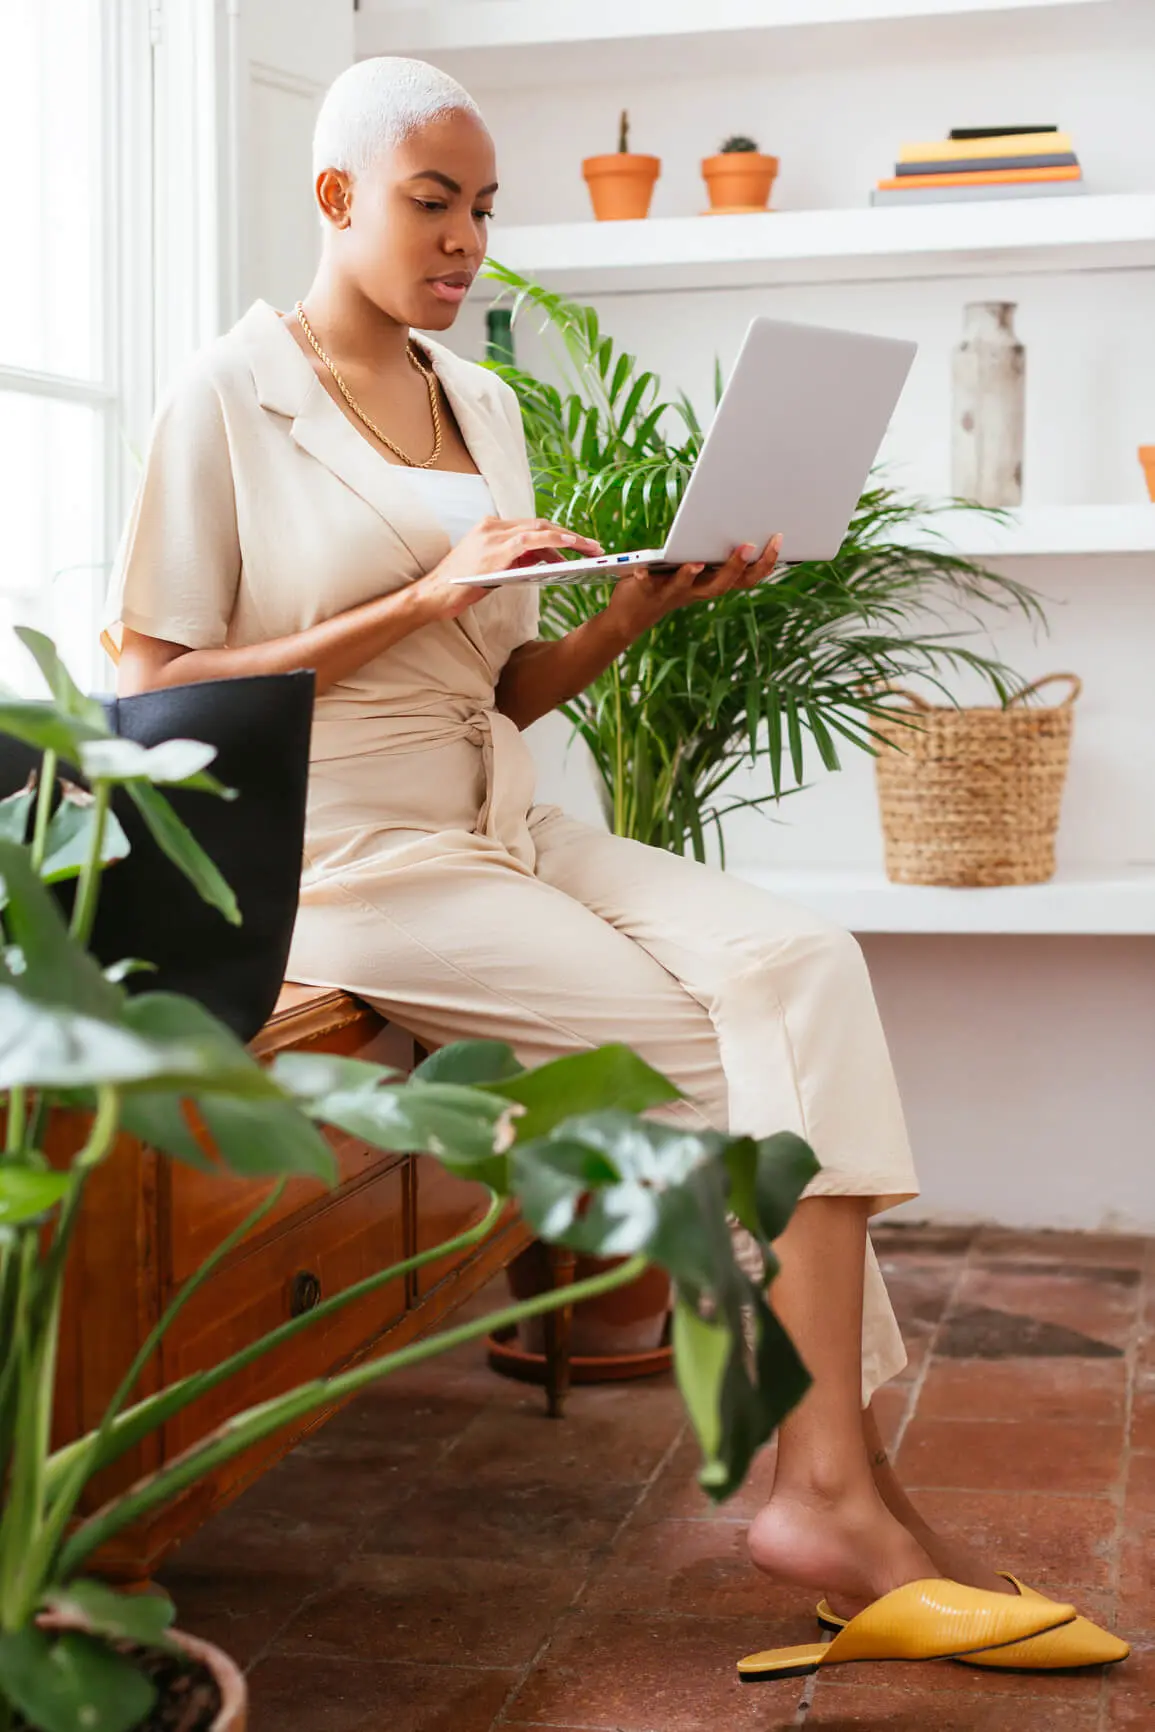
[178,1629,248,1731]
[35,1617,246,1730]
[505,1240,671,1359]
[701,151,779,215]
[1140,445,1155,502]
[582,153,661,221]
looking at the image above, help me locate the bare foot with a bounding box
[755,1433,1016,1607]
[747,1485,943,1622]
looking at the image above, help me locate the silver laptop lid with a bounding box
[663,317,917,567]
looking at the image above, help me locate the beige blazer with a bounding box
[106,299,544,866]
[106,298,538,661]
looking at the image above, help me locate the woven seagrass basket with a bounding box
[873,673,1081,888]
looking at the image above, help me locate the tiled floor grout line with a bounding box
[231,1428,453,1679]
[235,1397,493,1678]
[788,1235,972,1725]
[490,1414,698,1729]
[617,1479,1125,1524]
[583,1414,694,1587]
[793,1668,819,1723]
[888,1231,976,1458]
[1095,1254,1145,1732]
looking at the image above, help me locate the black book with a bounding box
[948,126,1059,140]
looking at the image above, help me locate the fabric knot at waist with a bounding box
[463,708,537,868]
[308,702,538,869]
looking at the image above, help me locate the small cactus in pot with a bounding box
[582,109,661,221]
[702,133,779,213]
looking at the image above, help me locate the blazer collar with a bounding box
[239,301,523,577]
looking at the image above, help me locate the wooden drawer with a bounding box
[168,995,414,1281]
[413,1156,496,1297]
[168,1127,401,1285]
[164,1165,407,1453]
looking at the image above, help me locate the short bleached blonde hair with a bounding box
[312,56,485,179]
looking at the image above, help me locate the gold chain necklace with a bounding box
[293,301,443,469]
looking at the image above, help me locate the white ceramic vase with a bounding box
[951,301,1026,508]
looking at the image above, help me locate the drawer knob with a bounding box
[290,1270,322,1316]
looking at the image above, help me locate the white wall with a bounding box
[866,934,1155,1232]
[438,7,1155,1230]
[229,0,354,317]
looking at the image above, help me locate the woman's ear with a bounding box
[316,168,353,229]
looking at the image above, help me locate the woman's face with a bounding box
[327,110,498,331]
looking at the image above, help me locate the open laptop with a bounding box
[454,315,916,588]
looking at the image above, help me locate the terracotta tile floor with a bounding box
[160,1224,1155,1731]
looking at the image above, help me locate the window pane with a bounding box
[0,390,106,695]
[0,1,104,380]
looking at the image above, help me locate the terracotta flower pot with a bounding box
[1140,445,1155,502]
[505,1240,671,1359]
[582,153,661,221]
[36,1617,246,1730]
[701,151,779,215]
[178,1629,248,1731]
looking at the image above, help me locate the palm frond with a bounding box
[484,262,1047,856]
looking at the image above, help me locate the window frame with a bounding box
[0,2,153,688]
[0,0,232,689]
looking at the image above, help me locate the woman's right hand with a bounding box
[411,517,604,620]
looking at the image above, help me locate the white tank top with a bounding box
[402,469,495,548]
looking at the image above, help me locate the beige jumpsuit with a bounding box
[107,300,917,1402]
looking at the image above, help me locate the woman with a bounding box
[107,56,1116,1672]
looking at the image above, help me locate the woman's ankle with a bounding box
[770,1456,880,1517]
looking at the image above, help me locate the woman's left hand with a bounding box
[603,534,784,638]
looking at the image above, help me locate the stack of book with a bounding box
[872,126,1083,206]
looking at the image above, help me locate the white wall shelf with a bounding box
[480,195,1155,297]
[358,0,1116,83]
[727,865,1155,934]
[901,504,1155,558]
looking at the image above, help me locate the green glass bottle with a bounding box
[485,305,515,367]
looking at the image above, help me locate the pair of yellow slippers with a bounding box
[737,1575,1130,1682]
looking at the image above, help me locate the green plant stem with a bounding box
[0,1089,120,1624]
[0,1232,43,1627]
[29,750,57,871]
[111,1182,286,1427]
[36,1089,119,1322]
[4,1090,25,1155]
[30,1182,289,1584]
[60,1252,648,1576]
[612,664,626,837]
[45,1193,506,1497]
[0,1241,22,1483]
[68,781,110,946]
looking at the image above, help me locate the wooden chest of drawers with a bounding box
[54,985,533,1581]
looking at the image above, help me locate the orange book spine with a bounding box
[877,165,1082,190]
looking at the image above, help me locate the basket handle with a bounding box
[1006,673,1083,710]
[875,676,1082,712]
[872,685,933,713]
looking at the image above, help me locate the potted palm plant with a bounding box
[0,632,816,1732]
[582,110,661,222]
[484,264,1045,860]
[702,135,780,214]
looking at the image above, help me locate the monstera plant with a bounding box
[0,631,817,1732]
